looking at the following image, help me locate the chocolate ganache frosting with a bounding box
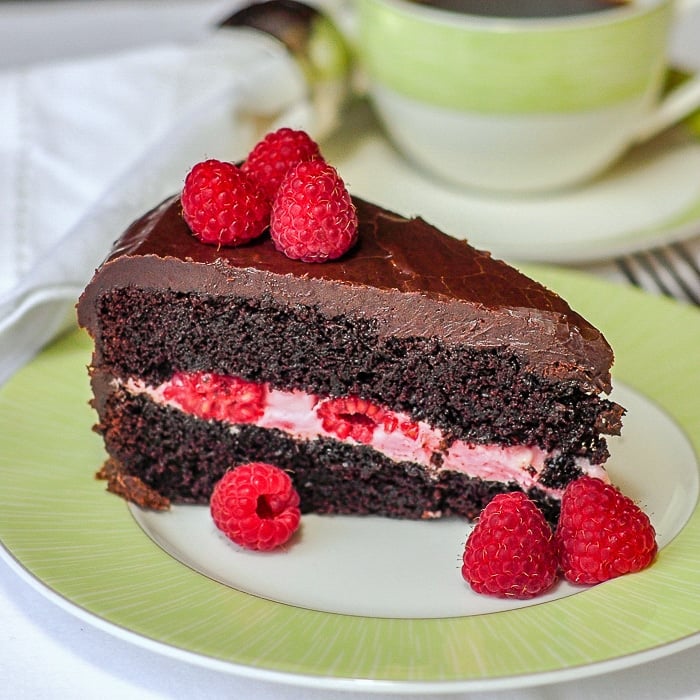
[78,195,614,393]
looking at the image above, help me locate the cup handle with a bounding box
[633,74,700,143]
[632,0,700,143]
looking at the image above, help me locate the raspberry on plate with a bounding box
[555,476,657,584]
[270,159,358,262]
[462,491,559,599]
[181,159,270,246]
[210,462,301,551]
[242,127,323,202]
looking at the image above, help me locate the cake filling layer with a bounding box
[124,371,608,496]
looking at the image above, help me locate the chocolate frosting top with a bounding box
[78,195,614,393]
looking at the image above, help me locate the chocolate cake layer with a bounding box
[87,287,619,462]
[94,386,561,523]
[78,195,614,393]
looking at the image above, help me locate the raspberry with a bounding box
[555,476,657,585]
[270,160,358,262]
[242,127,323,202]
[399,420,420,441]
[210,462,301,551]
[462,492,558,599]
[316,396,390,444]
[181,159,270,246]
[163,371,266,424]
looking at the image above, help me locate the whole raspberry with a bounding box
[163,371,267,424]
[210,463,301,551]
[555,476,657,585]
[181,159,270,246]
[270,160,358,262]
[462,492,558,599]
[242,127,323,202]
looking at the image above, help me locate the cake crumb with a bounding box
[96,459,171,510]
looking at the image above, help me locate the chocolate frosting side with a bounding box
[77,195,614,393]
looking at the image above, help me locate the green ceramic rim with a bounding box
[0,267,698,689]
[358,0,672,112]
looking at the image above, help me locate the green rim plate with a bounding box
[0,267,698,692]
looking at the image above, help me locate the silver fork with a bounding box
[616,241,700,306]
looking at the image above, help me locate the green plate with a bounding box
[0,267,698,692]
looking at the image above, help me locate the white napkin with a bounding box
[0,28,318,386]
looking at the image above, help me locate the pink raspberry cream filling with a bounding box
[123,371,607,496]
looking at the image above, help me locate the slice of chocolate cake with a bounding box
[77,194,623,523]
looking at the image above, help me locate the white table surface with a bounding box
[1,1,698,698]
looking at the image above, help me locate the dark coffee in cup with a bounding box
[410,0,628,18]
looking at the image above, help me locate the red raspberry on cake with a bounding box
[242,127,323,202]
[462,491,559,599]
[270,159,358,262]
[181,159,270,246]
[555,476,657,585]
[210,462,301,551]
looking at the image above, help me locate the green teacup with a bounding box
[358,0,700,192]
